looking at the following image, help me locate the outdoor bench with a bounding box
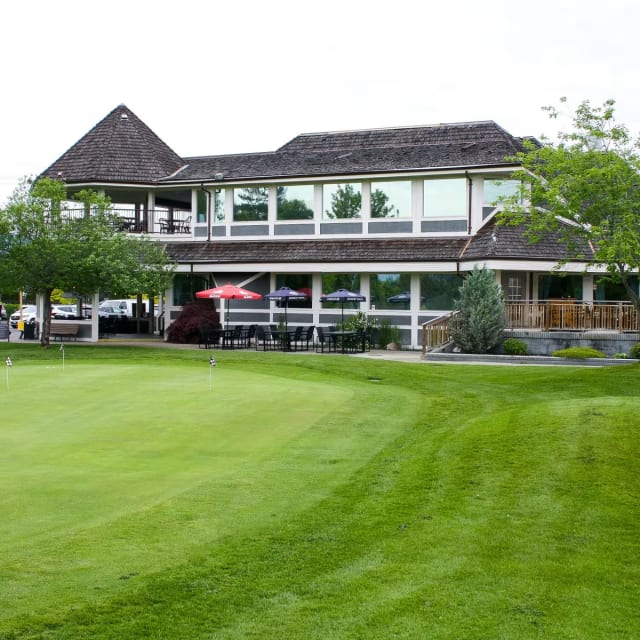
[50,322,80,341]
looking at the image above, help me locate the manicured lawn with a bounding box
[0,344,638,639]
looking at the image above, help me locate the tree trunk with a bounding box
[39,289,53,348]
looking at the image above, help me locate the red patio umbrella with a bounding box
[196,283,262,329]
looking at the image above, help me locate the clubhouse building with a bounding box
[39,104,638,348]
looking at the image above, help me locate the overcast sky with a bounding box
[1,0,638,204]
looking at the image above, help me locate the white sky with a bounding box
[1,0,639,205]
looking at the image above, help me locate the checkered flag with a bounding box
[209,356,216,367]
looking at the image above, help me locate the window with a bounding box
[323,183,361,219]
[370,181,411,218]
[214,189,225,222]
[276,185,314,220]
[420,274,463,310]
[501,272,526,301]
[172,274,209,306]
[321,274,362,311]
[196,191,207,223]
[423,178,467,218]
[484,179,521,206]
[538,275,582,300]
[370,273,411,310]
[233,187,268,221]
[275,274,312,308]
[593,275,639,302]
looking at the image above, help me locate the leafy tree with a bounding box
[498,97,640,309]
[450,266,505,353]
[370,188,396,218]
[0,177,175,347]
[325,184,361,219]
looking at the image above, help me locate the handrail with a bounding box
[505,302,639,333]
[421,310,459,356]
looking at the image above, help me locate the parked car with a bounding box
[98,305,127,319]
[51,304,79,319]
[10,305,37,328]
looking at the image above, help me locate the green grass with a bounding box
[0,344,638,639]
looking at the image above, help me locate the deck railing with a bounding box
[505,301,639,333]
[422,302,639,357]
[421,310,459,355]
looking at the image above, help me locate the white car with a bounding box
[10,305,37,328]
[51,304,79,319]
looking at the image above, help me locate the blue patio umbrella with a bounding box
[264,286,308,331]
[320,288,366,327]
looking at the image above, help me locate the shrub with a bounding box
[450,266,505,353]
[377,318,401,349]
[552,346,606,359]
[166,299,221,344]
[502,338,528,355]
[630,343,640,359]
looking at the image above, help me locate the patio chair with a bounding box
[180,215,192,233]
[254,326,275,351]
[298,325,315,351]
[228,325,245,348]
[239,324,257,348]
[315,326,336,353]
[288,326,304,351]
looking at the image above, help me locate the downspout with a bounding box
[465,171,472,235]
[201,183,212,242]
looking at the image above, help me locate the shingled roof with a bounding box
[163,220,592,266]
[168,121,528,183]
[41,105,185,184]
[164,237,469,264]
[461,218,595,261]
[41,106,531,187]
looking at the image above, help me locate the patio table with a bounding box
[327,330,365,354]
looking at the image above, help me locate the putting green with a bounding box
[0,358,417,621]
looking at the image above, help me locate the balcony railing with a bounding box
[55,208,192,235]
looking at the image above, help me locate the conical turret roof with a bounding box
[41,104,185,184]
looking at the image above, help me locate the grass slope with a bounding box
[0,345,638,639]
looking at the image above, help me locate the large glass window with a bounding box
[593,275,639,302]
[321,274,362,313]
[276,185,314,220]
[233,187,268,221]
[538,275,582,300]
[370,273,411,310]
[323,183,361,219]
[420,274,463,310]
[196,191,207,223]
[214,189,225,222]
[370,181,411,218]
[423,178,467,218]
[172,274,209,306]
[484,179,521,206]
[274,274,312,309]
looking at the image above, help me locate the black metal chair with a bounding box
[298,325,315,351]
[315,326,336,353]
[240,324,257,348]
[255,326,278,351]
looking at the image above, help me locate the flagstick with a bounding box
[209,356,216,391]
[5,356,12,390]
[60,342,65,371]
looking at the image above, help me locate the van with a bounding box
[99,299,152,318]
